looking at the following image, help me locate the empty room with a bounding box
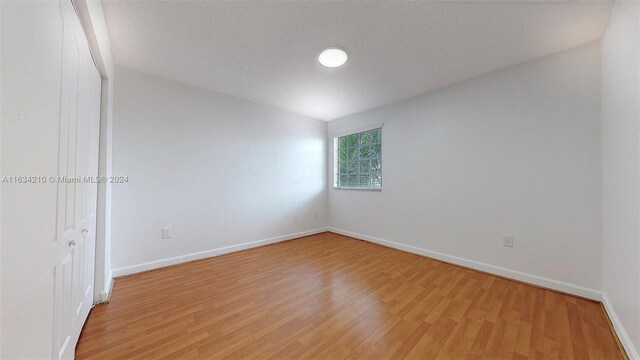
[1,0,640,359]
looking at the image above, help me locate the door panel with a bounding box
[52,0,101,359]
[53,2,81,359]
[82,59,102,317]
[53,252,74,360]
[74,28,101,332]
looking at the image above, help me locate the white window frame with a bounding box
[332,124,383,191]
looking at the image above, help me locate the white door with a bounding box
[52,1,102,359]
[74,23,102,336]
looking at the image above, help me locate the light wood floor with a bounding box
[77,232,625,359]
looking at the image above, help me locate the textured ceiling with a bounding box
[103,0,612,121]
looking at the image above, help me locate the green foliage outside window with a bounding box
[334,127,382,188]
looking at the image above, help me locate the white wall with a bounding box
[111,67,327,274]
[1,1,65,357]
[328,43,603,298]
[601,0,640,357]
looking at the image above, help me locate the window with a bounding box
[333,127,382,190]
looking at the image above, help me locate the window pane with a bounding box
[347,175,358,186]
[338,146,348,161]
[359,131,372,145]
[339,175,348,186]
[372,143,381,157]
[346,160,357,174]
[372,128,381,143]
[335,127,382,188]
[338,161,347,174]
[338,136,352,148]
[358,160,370,174]
[372,174,381,186]
[347,147,357,160]
[359,175,371,186]
[370,158,379,170]
[345,134,358,147]
[359,144,371,158]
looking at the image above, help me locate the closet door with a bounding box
[52,1,101,359]
[74,27,102,339]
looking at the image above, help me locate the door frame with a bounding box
[71,0,113,305]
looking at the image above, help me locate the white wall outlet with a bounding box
[314,212,318,220]
[161,227,172,239]
[293,214,299,222]
[503,235,514,247]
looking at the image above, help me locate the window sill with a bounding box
[333,187,382,192]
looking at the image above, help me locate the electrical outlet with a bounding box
[161,227,172,239]
[503,235,514,247]
[314,212,318,220]
[293,214,299,222]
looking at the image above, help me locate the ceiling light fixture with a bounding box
[319,48,348,68]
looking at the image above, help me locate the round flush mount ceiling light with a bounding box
[318,48,348,68]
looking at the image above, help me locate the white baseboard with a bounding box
[103,272,114,302]
[602,293,640,359]
[328,227,602,301]
[111,228,328,277]
[93,270,113,304]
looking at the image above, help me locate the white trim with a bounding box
[71,0,107,78]
[328,227,602,301]
[602,293,640,360]
[95,270,113,304]
[112,228,328,277]
[71,0,114,307]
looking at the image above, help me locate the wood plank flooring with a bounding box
[76,232,625,359]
